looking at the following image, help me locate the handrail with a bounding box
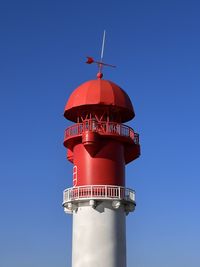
[63,185,135,204]
[64,120,139,145]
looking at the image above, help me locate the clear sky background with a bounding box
[0,0,200,266]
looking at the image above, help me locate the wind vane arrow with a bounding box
[86,56,116,68]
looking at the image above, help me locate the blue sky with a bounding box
[0,0,200,266]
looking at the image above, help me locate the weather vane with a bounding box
[86,30,116,79]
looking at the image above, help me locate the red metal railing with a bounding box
[64,119,139,145]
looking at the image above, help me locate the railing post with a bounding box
[91,185,92,198]
[105,185,107,198]
[118,187,121,199]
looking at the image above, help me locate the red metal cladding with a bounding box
[64,79,135,123]
[73,140,125,187]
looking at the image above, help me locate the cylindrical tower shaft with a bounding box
[72,202,126,267]
[73,139,125,186]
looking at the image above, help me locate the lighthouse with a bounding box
[62,64,140,267]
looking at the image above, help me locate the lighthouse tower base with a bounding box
[72,201,126,267]
[63,185,136,267]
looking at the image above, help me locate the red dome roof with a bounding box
[64,79,135,122]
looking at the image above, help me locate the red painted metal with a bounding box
[86,56,116,68]
[73,140,125,186]
[63,79,140,188]
[86,57,94,64]
[64,120,136,145]
[64,79,135,123]
[97,72,103,79]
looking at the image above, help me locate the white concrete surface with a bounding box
[72,201,126,267]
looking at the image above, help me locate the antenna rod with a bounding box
[100,30,106,62]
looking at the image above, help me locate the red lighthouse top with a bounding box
[64,79,135,123]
